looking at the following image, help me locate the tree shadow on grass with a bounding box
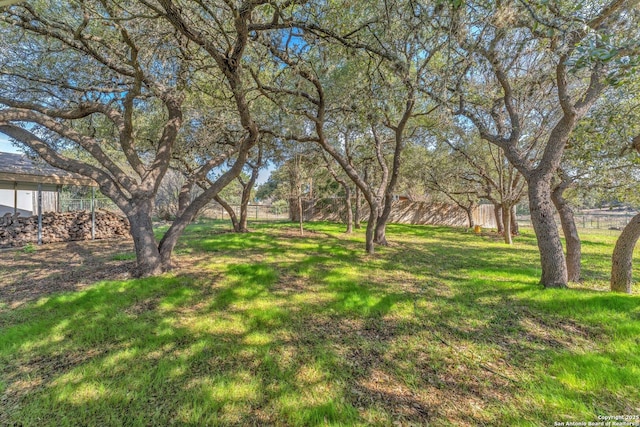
[190,222,639,424]
[0,255,507,425]
[411,280,640,423]
[2,220,639,426]
[0,271,345,425]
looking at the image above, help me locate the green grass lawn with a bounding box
[1,221,639,426]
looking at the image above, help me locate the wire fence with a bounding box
[516,213,636,231]
[201,203,290,221]
[61,198,291,221]
[60,196,636,231]
[61,197,121,213]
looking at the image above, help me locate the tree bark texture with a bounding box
[502,204,512,245]
[177,181,195,218]
[365,207,377,255]
[374,196,390,246]
[239,198,250,232]
[127,200,164,277]
[465,206,474,229]
[528,174,568,288]
[510,205,519,236]
[238,182,255,232]
[494,204,504,234]
[611,212,640,293]
[552,184,581,282]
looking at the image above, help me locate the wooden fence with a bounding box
[292,198,497,228]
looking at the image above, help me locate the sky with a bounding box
[255,164,273,186]
[0,135,20,154]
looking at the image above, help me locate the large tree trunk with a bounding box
[528,174,568,288]
[365,201,379,254]
[214,195,240,232]
[239,199,250,232]
[127,200,164,277]
[611,213,640,293]
[177,180,195,218]
[552,185,581,282]
[465,206,475,229]
[374,195,391,246]
[374,217,387,245]
[238,179,255,232]
[502,204,512,244]
[354,187,362,229]
[510,205,519,236]
[494,203,504,234]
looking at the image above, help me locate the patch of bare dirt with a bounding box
[124,297,159,316]
[271,227,330,239]
[0,238,134,309]
[271,273,311,293]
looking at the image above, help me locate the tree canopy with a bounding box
[1,0,639,290]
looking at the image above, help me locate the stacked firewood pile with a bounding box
[0,210,130,247]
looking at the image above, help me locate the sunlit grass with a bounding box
[110,252,136,261]
[1,219,639,426]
